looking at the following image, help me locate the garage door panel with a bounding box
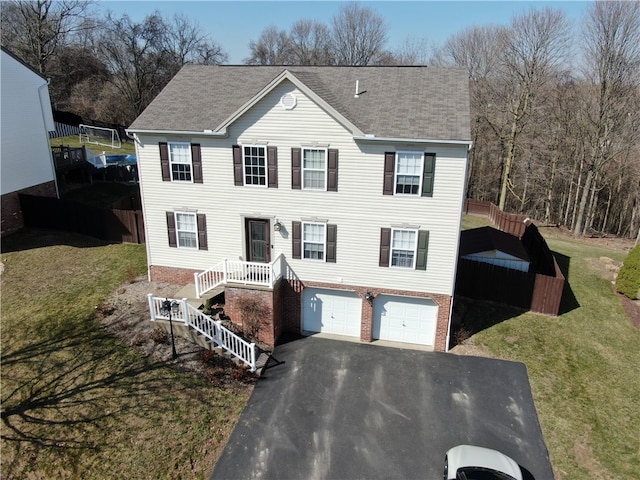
[373,295,438,346]
[303,288,361,338]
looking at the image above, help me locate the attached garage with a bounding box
[373,295,438,347]
[302,288,362,338]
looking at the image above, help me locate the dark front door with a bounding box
[246,218,270,263]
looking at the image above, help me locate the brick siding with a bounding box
[1,181,57,236]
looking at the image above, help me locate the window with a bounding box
[395,152,423,195]
[391,228,417,268]
[243,146,266,186]
[303,222,326,260]
[292,221,337,262]
[160,143,201,183]
[383,152,436,197]
[168,142,193,182]
[175,212,198,248]
[380,228,429,270]
[303,148,327,190]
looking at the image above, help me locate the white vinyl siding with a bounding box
[135,79,468,295]
[1,50,56,195]
[302,148,327,190]
[169,142,192,182]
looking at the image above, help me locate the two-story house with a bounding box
[128,65,471,352]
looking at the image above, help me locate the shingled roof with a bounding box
[129,65,471,142]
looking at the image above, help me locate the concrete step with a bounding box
[173,284,225,310]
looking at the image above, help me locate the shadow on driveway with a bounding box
[211,336,553,480]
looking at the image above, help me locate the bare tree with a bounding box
[245,25,292,65]
[330,2,387,65]
[163,14,227,66]
[573,0,640,236]
[392,35,433,65]
[289,19,333,65]
[0,0,94,75]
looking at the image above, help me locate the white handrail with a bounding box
[194,255,285,298]
[148,294,257,371]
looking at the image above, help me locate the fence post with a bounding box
[214,320,223,347]
[223,259,228,284]
[147,294,156,321]
[250,343,257,372]
[181,298,189,325]
[194,271,201,298]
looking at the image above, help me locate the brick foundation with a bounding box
[151,265,452,352]
[1,181,57,236]
[150,265,200,285]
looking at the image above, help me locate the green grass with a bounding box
[1,230,250,479]
[51,135,136,156]
[461,230,640,478]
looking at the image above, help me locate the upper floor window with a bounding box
[383,151,436,197]
[395,152,423,195]
[169,142,193,182]
[303,148,327,190]
[303,222,326,260]
[160,142,203,183]
[243,145,266,186]
[391,228,417,268]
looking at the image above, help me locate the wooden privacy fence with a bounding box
[459,200,565,315]
[465,199,528,238]
[19,194,145,244]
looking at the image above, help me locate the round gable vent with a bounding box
[280,92,297,110]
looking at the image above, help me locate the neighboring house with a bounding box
[1,46,58,236]
[128,65,471,351]
[460,226,531,272]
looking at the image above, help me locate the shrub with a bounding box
[236,296,267,341]
[616,244,640,300]
[150,326,168,344]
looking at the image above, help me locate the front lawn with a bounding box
[0,230,250,479]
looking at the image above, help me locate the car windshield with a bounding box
[457,466,517,480]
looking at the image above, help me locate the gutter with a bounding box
[39,78,60,199]
[125,128,228,138]
[353,135,473,150]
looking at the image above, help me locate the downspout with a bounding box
[446,141,473,352]
[39,78,60,199]
[128,132,153,282]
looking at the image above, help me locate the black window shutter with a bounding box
[327,149,338,192]
[197,213,208,250]
[160,143,170,181]
[291,148,301,189]
[267,146,278,188]
[292,221,302,259]
[383,152,395,195]
[166,212,177,247]
[379,227,391,267]
[326,224,337,262]
[232,145,243,186]
[191,144,203,183]
[421,153,436,197]
[416,230,429,270]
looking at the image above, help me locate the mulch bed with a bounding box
[618,293,640,330]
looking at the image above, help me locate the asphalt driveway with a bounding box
[211,336,553,480]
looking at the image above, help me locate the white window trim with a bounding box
[169,141,193,183]
[302,147,328,191]
[242,144,268,188]
[175,211,199,249]
[393,151,423,196]
[390,227,418,269]
[302,221,327,262]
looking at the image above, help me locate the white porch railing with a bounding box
[147,295,257,371]
[194,254,285,298]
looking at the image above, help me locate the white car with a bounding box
[444,444,523,480]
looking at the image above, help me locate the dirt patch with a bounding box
[586,256,623,283]
[95,276,257,390]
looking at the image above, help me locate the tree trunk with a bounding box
[573,167,593,236]
[545,150,558,223]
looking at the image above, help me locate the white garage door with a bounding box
[373,295,438,346]
[302,288,362,338]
